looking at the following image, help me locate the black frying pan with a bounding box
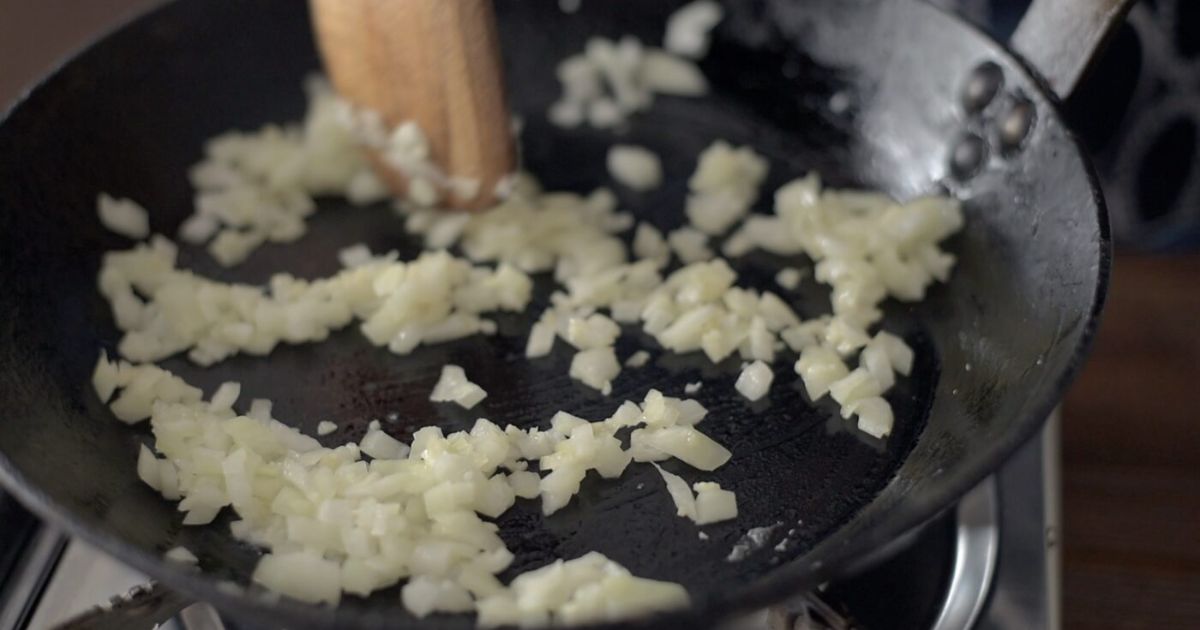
[0,0,1119,628]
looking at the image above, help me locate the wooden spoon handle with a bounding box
[310,0,516,209]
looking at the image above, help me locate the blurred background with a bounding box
[1,0,1197,627]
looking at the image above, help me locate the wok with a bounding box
[0,0,1118,627]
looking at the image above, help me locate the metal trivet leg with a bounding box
[767,591,855,630]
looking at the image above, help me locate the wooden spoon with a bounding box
[310,0,516,210]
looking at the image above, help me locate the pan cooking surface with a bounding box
[140,9,934,605]
[0,0,1107,627]
[153,198,935,603]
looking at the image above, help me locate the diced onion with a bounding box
[664,0,724,59]
[847,396,894,438]
[775,267,804,291]
[643,426,730,471]
[252,551,343,605]
[653,464,697,520]
[624,350,651,368]
[89,60,965,623]
[549,37,708,129]
[667,227,713,263]
[164,545,198,565]
[360,426,410,460]
[795,346,849,401]
[735,360,773,402]
[633,223,670,268]
[569,347,620,394]
[693,482,738,525]
[607,145,663,192]
[685,142,768,235]
[828,368,883,408]
[97,193,150,240]
[430,365,488,409]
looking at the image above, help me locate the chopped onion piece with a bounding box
[137,444,162,492]
[252,551,342,605]
[97,194,150,239]
[526,310,559,358]
[549,37,707,129]
[795,346,849,401]
[569,347,620,394]
[828,368,883,408]
[482,553,689,626]
[781,319,828,353]
[633,223,670,268]
[735,360,773,402]
[858,339,895,390]
[624,350,651,368]
[507,470,541,499]
[685,142,768,235]
[337,244,373,268]
[360,426,409,460]
[92,350,119,403]
[664,0,724,58]
[872,330,915,376]
[693,481,738,524]
[209,381,241,413]
[605,400,643,429]
[643,426,730,471]
[607,145,663,192]
[540,464,586,515]
[824,317,871,356]
[639,50,709,96]
[564,313,620,350]
[402,577,474,617]
[848,396,894,438]
[430,365,488,409]
[775,267,804,290]
[247,398,273,421]
[653,464,697,520]
[164,545,198,565]
[667,227,713,263]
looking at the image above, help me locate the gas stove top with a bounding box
[0,415,1059,630]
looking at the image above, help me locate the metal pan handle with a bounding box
[1009,0,1135,100]
[51,581,190,630]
